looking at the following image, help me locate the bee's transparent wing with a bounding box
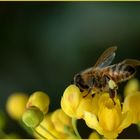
[93,46,117,68]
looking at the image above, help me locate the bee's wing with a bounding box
[121,59,140,67]
[93,46,117,68]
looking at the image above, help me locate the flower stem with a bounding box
[72,118,81,138]
[19,120,33,136]
[20,120,47,139]
[39,124,57,139]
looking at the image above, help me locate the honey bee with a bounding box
[73,46,140,99]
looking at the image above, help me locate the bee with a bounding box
[73,46,140,99]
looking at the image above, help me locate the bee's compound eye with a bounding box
[73,74,81,84]
[75,74,89,89]
[75,74,82,83]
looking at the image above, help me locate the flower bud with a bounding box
[6,92,28,120]
[123,91,140,123]
[26,91,50,114]
[22,106,44,128]
[51,109,72,133]
[88,131,100,139]
[61,85,82,118]
[124,78,139,97]
[35,113,68,139]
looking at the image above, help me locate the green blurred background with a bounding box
[0,2,140,138]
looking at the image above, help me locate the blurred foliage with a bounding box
[0,2,140,138]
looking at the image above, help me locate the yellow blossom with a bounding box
[123,91,140,124]
[26,91,50,114]
[61,85,94,119]
[6,92,28,120]
[35,109,76,139]
[84,93,132,139]
[124,78,139,97]
[35,113,64,139]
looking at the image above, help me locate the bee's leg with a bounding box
[83,87,95,98]
[108,79,118,105]
[109,88,117,105]
[102,75,110,87]
[83,92,89,98]
[83,87,92,98]
[103,75,117,104]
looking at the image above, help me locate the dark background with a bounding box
[0,2,140,138]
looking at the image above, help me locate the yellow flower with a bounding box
[84,93,132,139]
[6,92,28,120]
[61,85,94,119]
[124,78,139,97]
[26,91,50,114]
[123,78,140,124]
[123,91,140,124]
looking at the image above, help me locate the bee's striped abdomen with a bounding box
[108,63,136,83]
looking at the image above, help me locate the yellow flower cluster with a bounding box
[6,78,140,139]
[21,91,77,139]
[22,91,50,128]
[26,91,50,115]
[84,94,132,138]
[35,109,77,139]
[61,79,140,139]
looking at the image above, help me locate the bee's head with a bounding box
[73,73,89,91]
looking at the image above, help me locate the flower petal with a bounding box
[124,78,139,97]
[123,91,140,123]
[118,111,132,133]
[61,85,82,118]
[76,95,93,119]
[61,96,77,118]
[84,111,103,135]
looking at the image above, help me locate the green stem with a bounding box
[19,121,33,136]
[72,118,81,138]
[39,124,57,139]
[32,128,47,139]
[19,121,47,139]
[137,122,140,132]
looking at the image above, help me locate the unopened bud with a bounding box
[22,107,44,128]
